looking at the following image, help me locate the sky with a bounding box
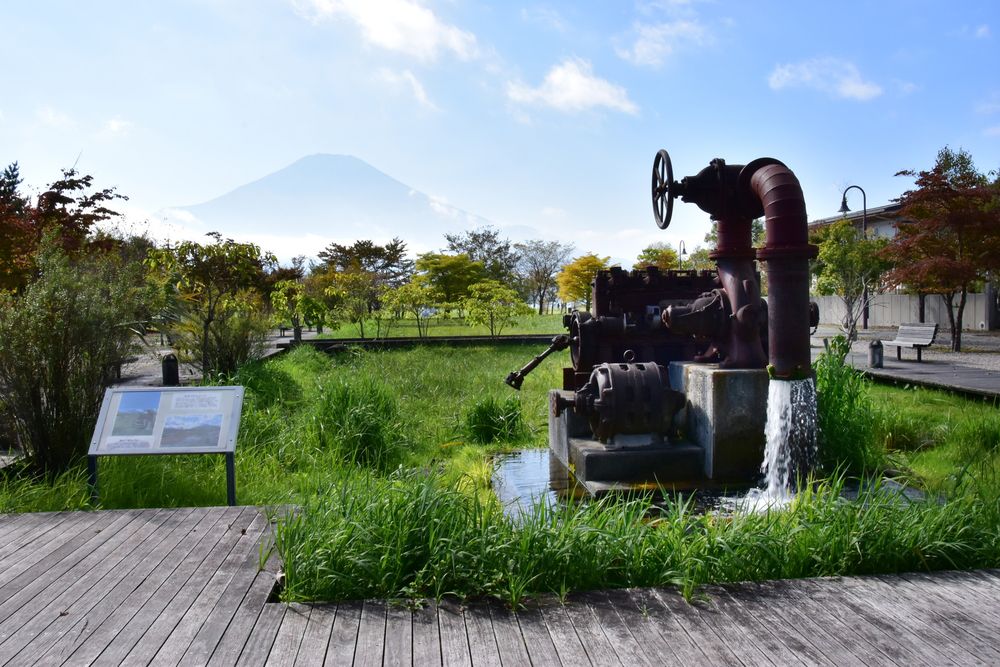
[2,0,999,266]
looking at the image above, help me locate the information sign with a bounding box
[87,386,245,504]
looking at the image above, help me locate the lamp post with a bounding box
[839,185,868,329]
[678,240,687,269]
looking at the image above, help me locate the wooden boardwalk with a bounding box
[2,507,1000,665]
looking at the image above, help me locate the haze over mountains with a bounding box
[169,154,539,261]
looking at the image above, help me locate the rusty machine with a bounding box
[506,150,818,492]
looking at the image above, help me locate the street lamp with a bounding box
[678,240,687,269]
[839,185,869,329]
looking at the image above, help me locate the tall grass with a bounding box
[464,395,528,444]
[317,313,564,339]
[273,469,1000,605]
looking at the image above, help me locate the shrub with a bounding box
[311,378,405,469]
[0,239,150,474]
[814,336,884,474]
[464,394,527,444]
[170,293,271,378]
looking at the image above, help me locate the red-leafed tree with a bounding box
[882,147,1000,351]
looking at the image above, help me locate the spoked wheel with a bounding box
[651,149,675,229]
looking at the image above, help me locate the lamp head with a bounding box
[838,196,850,214]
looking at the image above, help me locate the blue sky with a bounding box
[2,1,998,265]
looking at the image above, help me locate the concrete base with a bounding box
[676,363,768,481]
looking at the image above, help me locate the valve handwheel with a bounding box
[651,149,675,229]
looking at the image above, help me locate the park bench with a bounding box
[882,322,938,362]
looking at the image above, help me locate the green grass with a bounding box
[315,312,563,339]
[4,341,1000,606]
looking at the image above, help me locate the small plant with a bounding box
[464,395,527,444]
[311,378,405,469]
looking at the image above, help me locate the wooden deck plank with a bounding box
[916,570,1000,623]
[88,506,249,665]
[649,587,744,667]
[209,560,284,666]
[578,591,653,667]
[353,599,387,667]
[0,511,72,563]
[182,512,276,665]
[382,603,413,667]
[680,592,774,667]
[148,510,269,665]
[293,603,336,667]
[437,600,471,667]
[324,600,362,665]
[463,602,500,667]
[23,507,208,664]
[119,508,260,666]
[622,588,709,665]
[235,600,285,667]
[508,599,561,667]
[701,585,809,666]
[831,576,975,667]
[0,509,160,658]
[0,509,119,610]
[729,580,885,665]
[536,598,591,666]
[265,603,310,667]
[61,506,229,666]
[764,577,912,666]
[484,600,530,667]
[560,595,621,666]
[601,589,682,665]
[410,602,442,667]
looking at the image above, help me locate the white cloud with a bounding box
[984,125,1000,137]
[291,0,478,61]
[616,20,709,67]
[541,206,567,220]
[894,80,920,96]
[520,6,567,32]
[506,58,638,115]
[976,93,1000,115]
[102,116,134,136]
[377,68,438,110]
[768,58,882,101]
[36,106,75,129]
[975,24,991,39]
[427,193,461,219]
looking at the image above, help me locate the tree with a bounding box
[556,253,609,310]
[704,218,765,248]
[443,226,520,283]
[0,237,151,475]
[414,253,486,309]
[147,233,274,375]
[514,240,574,315]
[634,243,679,271]
[883,146,1000,351]
[325,271,377,338]
[270,279,325,342]
[317,238,413,288]
[813,219,891,341]
[462,280,532,337]
[384,282,436,338]
[687,246,714,271]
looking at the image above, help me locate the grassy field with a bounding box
[2,344,1000,605]
[315,312,564,339]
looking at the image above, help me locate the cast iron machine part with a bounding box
[551,359,685,444]
[505,334,570,390]
[651,150,818,379]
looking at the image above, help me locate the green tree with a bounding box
[414,253,486,309]
[687,246,714,271]
[325,271,378,338]
[0,237,151,474]
[556,253,610,310]
[147,233,274,375]
[383,282,436,338]
[514,240,574,315]
[462,280,532,337]
[443,226,520,283]
[883,146,1000,351]
[704,218,765,248]
[634,243,679,271]
[814,219,891,341]
[270,280,325,342]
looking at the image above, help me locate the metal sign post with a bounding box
[87,386,245,506]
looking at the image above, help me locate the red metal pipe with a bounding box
[748,163,818,379]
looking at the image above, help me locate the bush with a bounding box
[464,394,527,444]
[814,336,884,474]
[171,293,271,378]
[0,239,150,474]
[311,378,405,469]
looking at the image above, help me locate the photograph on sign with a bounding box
[162,413,224,448]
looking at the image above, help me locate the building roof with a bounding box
[808,202,904,232]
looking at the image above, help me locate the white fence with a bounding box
[812,290,999,331]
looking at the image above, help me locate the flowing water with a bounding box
[740,378,818,512]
